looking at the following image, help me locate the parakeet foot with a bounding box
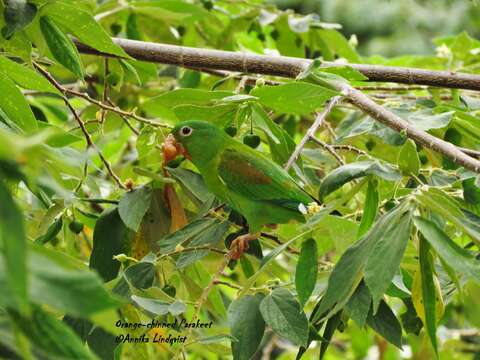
[230,232,259,260]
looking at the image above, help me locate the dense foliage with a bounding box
[0,0,479,359]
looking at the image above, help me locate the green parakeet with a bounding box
[167,120,317,237]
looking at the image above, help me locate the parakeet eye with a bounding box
[180,126,193,137]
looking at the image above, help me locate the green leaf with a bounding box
[1,0,37,39]
[418,238,438,356]
[295,238,318,307]
[28,245,121,317]
[463,177,480,205]
[0,56,60,94]
[124,261,155,290]
[175,220,229,269]
[0,71,36,132]
[319,311,343,360]
[0,180,28,313]
[40,16,84,79]
[9,305,97,359]
[416,188,480,245]
[118,186,152,232]
[159,218,224,253]
[86,327,115,360]
[414,217,480,283]
[90,208,133,282]
[357,178,379,238]
[395,108,453,131]
[250,82,337,115]
[398,139,420,176]
[319,160,402,200]
[366,300,403,349]
[259,288,309,346]
[173,104,237,126]
[314,202,410,322]
[41,2,129,58]
[34,216,62,244]
[228,294,265,360]
[317,29,361,63]
[145,89,234,108]
[166,167,212,204]
[365,209,412,311]
[251,103,299,166]
[345,282,372,328]
[131,295,186,316]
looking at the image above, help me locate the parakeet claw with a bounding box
[230,233,259,260]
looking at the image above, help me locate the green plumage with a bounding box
[171,120,315,232]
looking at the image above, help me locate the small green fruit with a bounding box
[224,126,237,137]
[69,220,84,234]
[162,285,176,297]
[243,134,260,148]
[110,23,122,35]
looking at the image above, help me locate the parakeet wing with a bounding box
[218,146,314,209]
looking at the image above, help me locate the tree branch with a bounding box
[74,37,480,91]
[284,96,342,170]
[73,38,480,172]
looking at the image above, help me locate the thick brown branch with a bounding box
[74,38,480,172]
[74,37,480,91]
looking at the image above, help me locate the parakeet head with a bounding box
[167,120,228,166]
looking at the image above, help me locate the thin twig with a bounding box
[64,87,172,128]
[33,62,127,190]
[284,96,342,170]
[311,136,345,165]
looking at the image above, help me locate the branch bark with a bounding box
[74,38,480,172]
[75,37,480,91]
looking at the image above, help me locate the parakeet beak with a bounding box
[162,134,190,162]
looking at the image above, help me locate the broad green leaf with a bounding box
[28,245,121,317]
[175,220,229,268]
[319,160,402,200]
[124,261,155,290]
[87,327,115,360]
[131,295,186,316]
[1,0,37,39]
[365,209,412,311]
[319,311,343,360]
[251,103,299,166]
[357,179,379,238]
[0,56,60,94]
[0,181,28,313]
[259,288,309,346]
[395,108,453,131]
[314,202,410,322]
[416,188,480,244]
[417,239,439,356]
[173,104,237,126]
[118,186,152,232]
[250,82,338,115]
[463,177,480,205]
[398,139,420,175]
[90,208,133,282]
[9,305,97,360]
[295,238,318,307]
[144,89,234,108]
[317,29,361,63]
[0,72,36,132]
[366,300,402,349]
[166,167,212,204]
[414,217,480,283]
[345,282,372,328]
[41,2,129,58]
[228,294,265,360]
[159,218,223,253]
[40,16,84,79]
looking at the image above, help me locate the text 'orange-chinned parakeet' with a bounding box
[164,120,319,258]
